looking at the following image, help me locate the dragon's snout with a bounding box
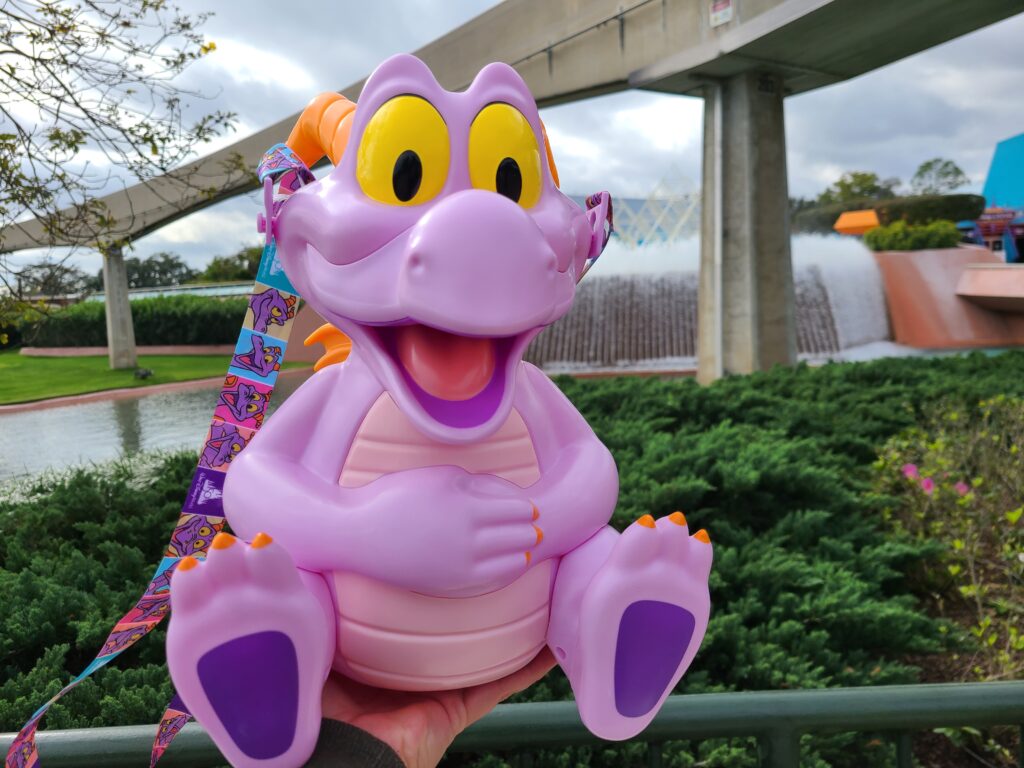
[398,190,569,337]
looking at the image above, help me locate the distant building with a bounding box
[86,281,252,302]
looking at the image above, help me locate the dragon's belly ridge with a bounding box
[331,561,553,690]
[333,392,548,689]
[338,393,541,488]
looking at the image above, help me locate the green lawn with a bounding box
[0,350,308,405]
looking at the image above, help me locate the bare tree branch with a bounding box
[0,0,238,340]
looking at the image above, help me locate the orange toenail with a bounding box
[669,511,687,526]
[525,551,532,564]
[532,505,540,521]
[211,532,236,550]
[533,524,544,545]
[251,532,273,548]
[178,555,199,571]
[695,529,711,543]
[637,514,656,528]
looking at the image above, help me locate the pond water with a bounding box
[0,373,310,482]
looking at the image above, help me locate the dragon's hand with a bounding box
[358,465,541,597]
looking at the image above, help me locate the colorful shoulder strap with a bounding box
[6,144,312,768]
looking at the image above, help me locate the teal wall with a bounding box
[983,132,1024,209]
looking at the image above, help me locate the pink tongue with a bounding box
[395,325,496,401]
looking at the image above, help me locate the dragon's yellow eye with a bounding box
[247,403,258,412]
[271,307,282,316]
[357,96,449,206]
[468,103,542,209]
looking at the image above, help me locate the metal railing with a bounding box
[3,681,1023,767]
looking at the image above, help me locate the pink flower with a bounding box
[954,481,969,496]
[902,464,919,480]
[920,477,935,495]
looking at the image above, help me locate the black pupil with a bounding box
[392,150,422,202]
[496,157,522,203]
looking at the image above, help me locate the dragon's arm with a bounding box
[224,360,379,564]
[515,363,619,561]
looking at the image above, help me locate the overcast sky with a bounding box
[9,1,1024,274]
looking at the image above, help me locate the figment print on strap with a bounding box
[5,144,311,768]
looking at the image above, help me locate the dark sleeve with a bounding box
[303,719,406,767]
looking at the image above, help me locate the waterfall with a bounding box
[527,235,916,373]
[792,235,891,350]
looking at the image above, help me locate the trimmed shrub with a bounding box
[792,194,985,235]
[875,194,985,226]
[25,295,249,347]
[791,198,878,234]
[863,220,961,251]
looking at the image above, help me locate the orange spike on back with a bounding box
[305,323,353,371]
[539,119,560,188]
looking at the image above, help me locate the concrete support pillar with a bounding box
[101,244,137,369]
[697,72,796,384]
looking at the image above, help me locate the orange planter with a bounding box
[872,247,1024,348]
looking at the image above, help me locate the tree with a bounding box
[0,1,233,353]
[911,158,970,196]
[15,260,92,297]
[199,246,262,283]
[789,197,816,217]
[91,251,197,289]
[817,171,901,205]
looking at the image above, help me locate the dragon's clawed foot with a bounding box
[167,533,332,768]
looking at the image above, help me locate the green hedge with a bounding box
[875,194,985,226]
[863,220,961,251]
[25,295,249,347]
[792,194,985,235]
[7,353,1024,765]
[791,198,878,234]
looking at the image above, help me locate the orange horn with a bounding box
[286,92,357,168]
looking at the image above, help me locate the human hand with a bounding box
[320,648,557,768]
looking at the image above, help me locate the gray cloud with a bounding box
[26,2,1023,274]
[786,12,1024,197]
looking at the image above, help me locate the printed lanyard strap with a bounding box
[5,144,312,768]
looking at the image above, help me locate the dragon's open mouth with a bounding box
[366,323,522,429]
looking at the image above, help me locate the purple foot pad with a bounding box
[614,600,695,717]
[197,630,299,759]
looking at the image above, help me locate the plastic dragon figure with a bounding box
[166,54,712,768]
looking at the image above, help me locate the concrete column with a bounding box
[102,244,137,369]
[697,72,796,384]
